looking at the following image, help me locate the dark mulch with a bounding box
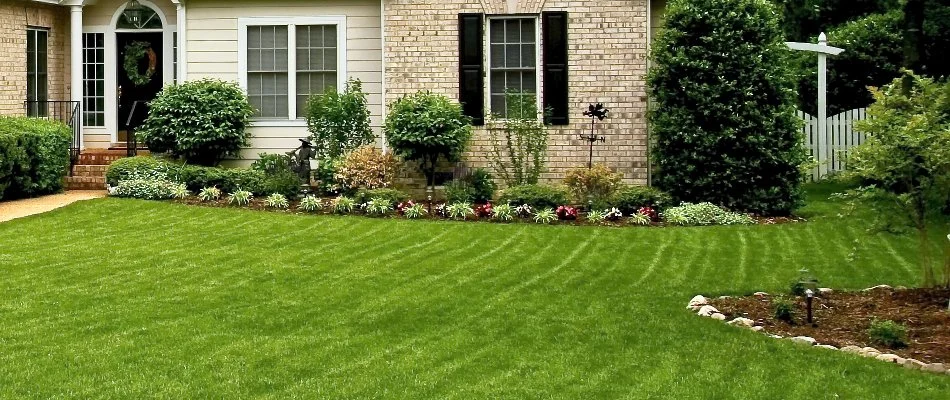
[711,288,950,363]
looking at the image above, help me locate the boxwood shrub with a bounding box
[609,185,673,214]
[0,116,71,200]
[499,184,569,209]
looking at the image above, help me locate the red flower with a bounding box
[556,205,578,220]
[474,202,494,218]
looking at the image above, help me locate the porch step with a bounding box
[66,176,106,190]
[76,149,150,165]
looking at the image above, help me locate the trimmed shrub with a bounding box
[609,185,673,215]
[649,0,807,215]
[499,184,569,209]
[334,145,401,193]
[252,153,301,197]
[354,188,409,207]
[0,117,71,200]
[385,91,472,190]
[306,78,375,160]
[464,168,496,203]
[563,164,624,207]
[106,156,166,186]
[137,79,254,166]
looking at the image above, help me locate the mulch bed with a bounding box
[711,288,950,364]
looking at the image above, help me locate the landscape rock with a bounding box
[840,345,862,354]
[816,344,838,350]
[753,292,769,298]
[818,288,834,296]
[902,359,926,370]
[790,336,817,346]
[710,313,727,321]
[922,363,947,374]
[697,305,720,317]
[727,317,755,328]
[768,334,783,339]
[687,295,709,310]
[860,347,882,358]
[876,354,904,363]
[863,284,892,292]
[752,326,764,332]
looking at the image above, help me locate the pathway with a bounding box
[0,191,107,223]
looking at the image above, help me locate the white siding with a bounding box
[185,0,383,163]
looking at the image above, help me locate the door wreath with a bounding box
[123,41,157,87]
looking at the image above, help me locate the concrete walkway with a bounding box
[0,191,107,223]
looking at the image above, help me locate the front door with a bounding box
[116,32,163,145]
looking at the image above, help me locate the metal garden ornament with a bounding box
[580,103,609,169]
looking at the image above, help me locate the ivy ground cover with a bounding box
[0,184,947,398]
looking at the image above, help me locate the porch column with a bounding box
[70,4,84,150]
[175,1,187,81]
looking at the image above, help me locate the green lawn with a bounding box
[1,184,948,398]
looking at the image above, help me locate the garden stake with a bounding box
[579,103,608,169]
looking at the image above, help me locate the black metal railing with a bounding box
[24,100,82,172]
[125,101,150,157]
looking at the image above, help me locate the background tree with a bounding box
[384,92,472,193]
[844,73,950,287]
[649,0,807,215]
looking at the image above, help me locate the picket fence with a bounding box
[797,108,868,181]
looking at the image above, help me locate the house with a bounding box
[1,0,664,188]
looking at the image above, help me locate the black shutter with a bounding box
[542,12,569,125]
[459,13,485,126]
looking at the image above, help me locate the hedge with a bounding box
[0,117,71,201]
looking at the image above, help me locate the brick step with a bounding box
[71,165,109,177]
[66,176,106,190]
[76,149,150,165]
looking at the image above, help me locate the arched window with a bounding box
[117,1,162,30]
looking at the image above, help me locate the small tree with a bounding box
[487,91,550,186]
[306,79,374,161]
[845,72,950,287]
[138,79,254,166]
[384,91,472,192]
[649,0,807,215]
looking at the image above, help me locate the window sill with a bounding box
[250,119,308,128]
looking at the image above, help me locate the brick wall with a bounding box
[384,0,650,188]
[0,1,70,116]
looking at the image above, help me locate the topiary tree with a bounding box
[138,79,254,166]
[384,91,472,192]
[306,78,374,161]
[649,0,807,215]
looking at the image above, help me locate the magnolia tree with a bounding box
[384,91,472,192]
[648,0,807,215]
[845,72,950,288]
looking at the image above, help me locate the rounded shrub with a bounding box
[137,79,254,166]
[609,185,673,214]
[499,184,569,209]
[648,0,807,215]
[384,91,472,190]
[106,156,167,186]
[0,117,72,200]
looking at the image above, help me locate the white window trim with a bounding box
[484,15,542,119]
[238,16,348,127]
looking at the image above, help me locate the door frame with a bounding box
[83,0,177,146]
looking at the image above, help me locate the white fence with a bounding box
[798,108,868,180]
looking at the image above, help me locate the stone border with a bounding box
[687,289,950,377]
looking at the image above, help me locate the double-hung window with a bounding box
[487,17,538,118]
[239,17,346,123]
[458,13,569,126]
[26,28,49,117]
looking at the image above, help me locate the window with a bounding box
[173,31,178,84]
[239,17,345,121]
[26,28,49,117]
[82,33,105,127]
[488,18,538,118]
